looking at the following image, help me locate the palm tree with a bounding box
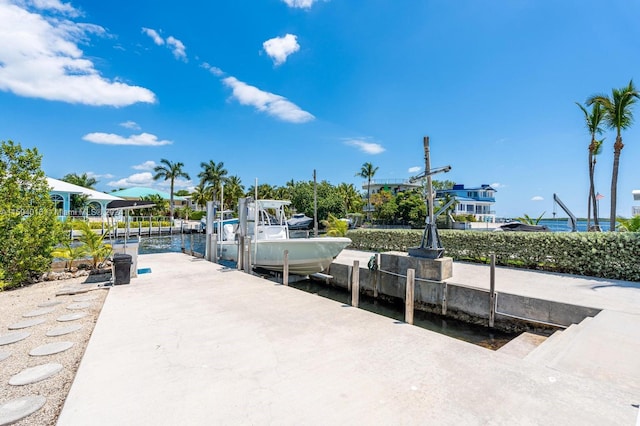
[198,160,228,205]
[191,184,210,210]
[61,172,98,215]
[356,162,379,221]
[153,159,190,219]
[223,175,244,211]
[588,80,639,230]
[576,102,605,230]
[337,183,362,213]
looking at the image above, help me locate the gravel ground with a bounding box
[0,275,110,426]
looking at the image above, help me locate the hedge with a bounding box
[346,229,640,282]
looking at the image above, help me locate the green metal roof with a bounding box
[110,187,186,200]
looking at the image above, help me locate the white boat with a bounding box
[217,199,351,275]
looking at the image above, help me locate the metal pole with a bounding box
[237,235,244,270]
[313,169,318,237]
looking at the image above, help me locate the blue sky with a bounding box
[1,0,639,219]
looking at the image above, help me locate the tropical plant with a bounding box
[576,102,605,229]
[191,184,210,210]
[616,216,640,232]
[223,175,244,211]
[74,221,112,269]
[588,80,639,231]
[337,183,362,214]
[515,212,545,225]
[153,158,190,220]
[355,162,379,221]
[323,213,349,237]
[51,242,88,270]
[0,140,62,289]
[198,160,228,205]
[139,194,168,217]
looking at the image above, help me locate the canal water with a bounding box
[138,233,515,350]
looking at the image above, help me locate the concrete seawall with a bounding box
[330,250,605,332]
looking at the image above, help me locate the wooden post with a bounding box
[245,236,252,273]
[351,260,360,308]
[374,253,380,299]
[283,250,289,285]
[442,281,448,315]
[181,232,185,253]
[148,215,152,236]
[138,220,141,236]
[211,233,218,262]
[405,268,415,325]
[190,234,194,256]
[237,235,244,270]
[489,253,496,328]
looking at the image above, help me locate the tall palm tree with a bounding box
[153,158,191,219]
[223,175,244,211]
[588,80,639,230]
[576,102,605,229]
[355,162,378,221]
[198,160,228,205]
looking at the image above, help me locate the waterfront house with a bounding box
[436,184,497,223]
[48,177,122,221]
[110,187,186,212]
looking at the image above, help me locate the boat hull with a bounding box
[218,237,351,275]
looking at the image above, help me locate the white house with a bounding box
[48,177,122,221]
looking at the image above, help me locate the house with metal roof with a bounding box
[47,177,122,221]
[109,187,185,201]
[436,184,497,223]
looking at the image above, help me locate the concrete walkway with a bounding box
[57,252,640,425]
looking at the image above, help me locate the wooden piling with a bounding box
[442,281,448,315]
[373,253,380,299]
[405,268,415,325]
[489,254,496,328]
[283,250,289,286]
[351,260,360,308]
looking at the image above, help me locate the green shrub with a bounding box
[190,211,206,221]
[346,228,640,281]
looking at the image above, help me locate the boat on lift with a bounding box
[217,199,351,276]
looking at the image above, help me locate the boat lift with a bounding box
[552,193,577,232]
[408,136,452,259]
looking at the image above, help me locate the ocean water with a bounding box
[536,219,611,232]
[138,233,206,255]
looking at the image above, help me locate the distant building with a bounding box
[633,190,640,216]
[110,187,187,211]
[436,184,497,223]
[47,177,122,221]
[361,179,422,212]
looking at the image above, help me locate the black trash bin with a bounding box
[113,253,132,285]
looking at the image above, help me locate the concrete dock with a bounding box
[57,252,640,425]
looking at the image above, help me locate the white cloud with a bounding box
[263,34,299,66]
[86,171,114,179]
[30,0,79,16]
[120,120,141,130]
[201,62,224,76]
[0,2,156,106]
[408,166,421,173]
[132,160,157,170]
[491,182,505,189]
[107,172,154,188]
[141,27,164,45]
[222,76,314,123]
[142,27,187,61]
[166,36,187,61]
[531,196,544,201]
[344,138,385,154]
[282,0,322,9]
[82,132,173,146]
